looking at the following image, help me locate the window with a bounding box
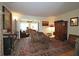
[20,22,39,31]
[20,22,29,31]
[30,23,38,31]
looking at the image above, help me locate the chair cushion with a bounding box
[67,34,76,46]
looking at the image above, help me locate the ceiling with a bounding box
[4,2,79,17]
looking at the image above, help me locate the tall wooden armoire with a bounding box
[54,20,68,41]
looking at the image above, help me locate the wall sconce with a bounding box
[13,16,19,21]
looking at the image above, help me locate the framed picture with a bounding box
[70,17,78,26]
[2,6,12,32]
[42,21,49,26]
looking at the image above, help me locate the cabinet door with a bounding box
[55,22,61,40]
[61,22,67,40]
[55,21,67,41]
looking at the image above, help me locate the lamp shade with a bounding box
[49,24,54,27]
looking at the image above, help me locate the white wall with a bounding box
[0,3,3,55]
[12,7,79,37]
[41,16,56,34]
[56,8,79,36]
[12,15,45,32]
[12,12,56,34]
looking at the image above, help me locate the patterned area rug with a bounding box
[13,37,74,56]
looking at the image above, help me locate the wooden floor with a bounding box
[60,49,75,56]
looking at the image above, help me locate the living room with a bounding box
[0,2,79,56]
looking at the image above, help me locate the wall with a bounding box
[0,3,3,55]
[56,8,79,37]
[12,12,23,33]
[12,14,46,32]
[12,12,56,35]
[41,16,56,34]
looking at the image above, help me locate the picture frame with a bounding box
[42,21,49,26]
[70,17,78,26]
[2,6,12,32]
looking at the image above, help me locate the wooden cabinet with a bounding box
[54,20,68,41]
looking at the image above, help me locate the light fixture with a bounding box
[49,24,54,27]
[47,24,55,38]
[13,16,19,21]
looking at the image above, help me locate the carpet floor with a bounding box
[12,37,74,56]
